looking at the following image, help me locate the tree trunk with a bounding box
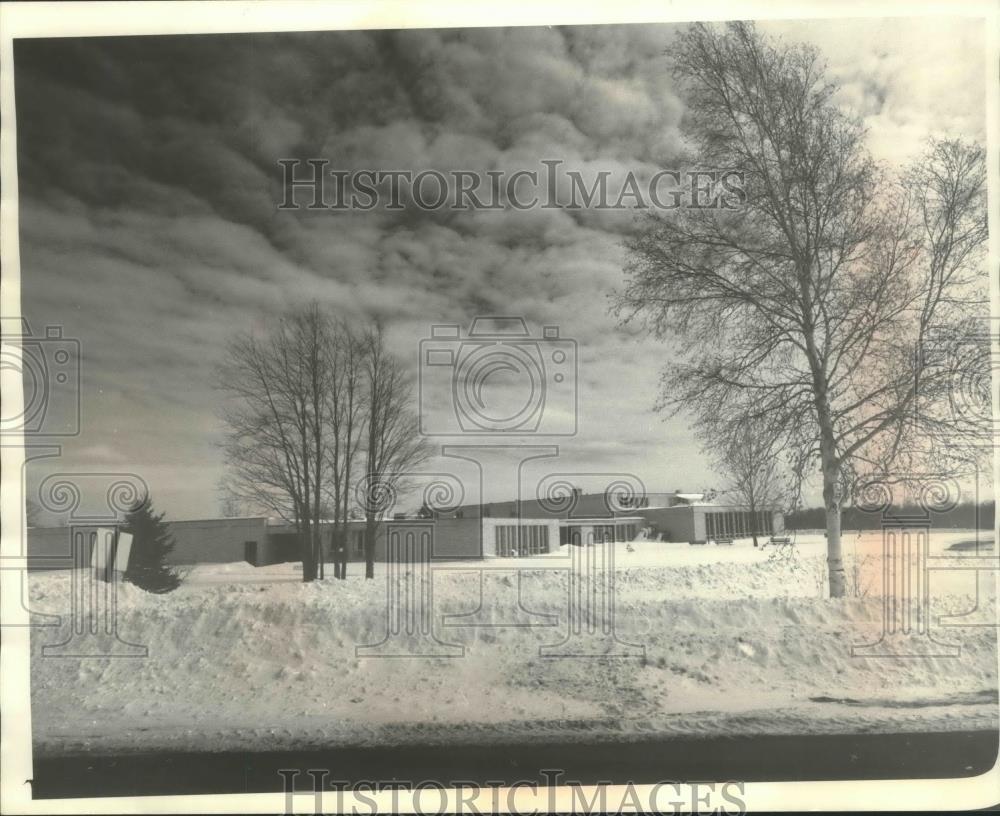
[300,525,316,582]
[821,460,845,598]
[814,402,845,596]
[328,529,337,580]
[314,526,324,580]
[810,340,846,599]
[332,528,347,580]
[364,518,377,579]
[332,531,341,580]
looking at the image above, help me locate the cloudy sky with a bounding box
[14,16,986,520]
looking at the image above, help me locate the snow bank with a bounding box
[28,532,998,753]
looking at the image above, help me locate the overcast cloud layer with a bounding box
[14,18,986,520]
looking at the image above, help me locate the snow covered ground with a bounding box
[27,531,999,754]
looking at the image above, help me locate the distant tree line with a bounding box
[785,501,994,531]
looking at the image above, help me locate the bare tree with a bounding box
[358,326,432,579]
[218,305,333,582]
[614,23,988,596]
[324,321,366,580]
[711,414,795,548]
[216,477,243,518]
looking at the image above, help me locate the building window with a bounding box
[705,510,773,538]
[495,524,549,557]
[594,525,615,544]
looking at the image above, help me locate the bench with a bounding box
[763,535,792,549]
[714,536,734,546]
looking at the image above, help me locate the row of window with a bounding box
[495,524,550,557]
[320,531,368,556]
[558,523,638,545]
[704,510,774,538]
[298,518,648,562]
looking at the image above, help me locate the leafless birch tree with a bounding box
[614,22,988,596]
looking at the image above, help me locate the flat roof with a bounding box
[171,516,272,523]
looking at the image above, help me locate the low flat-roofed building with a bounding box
[25,488,783,569]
